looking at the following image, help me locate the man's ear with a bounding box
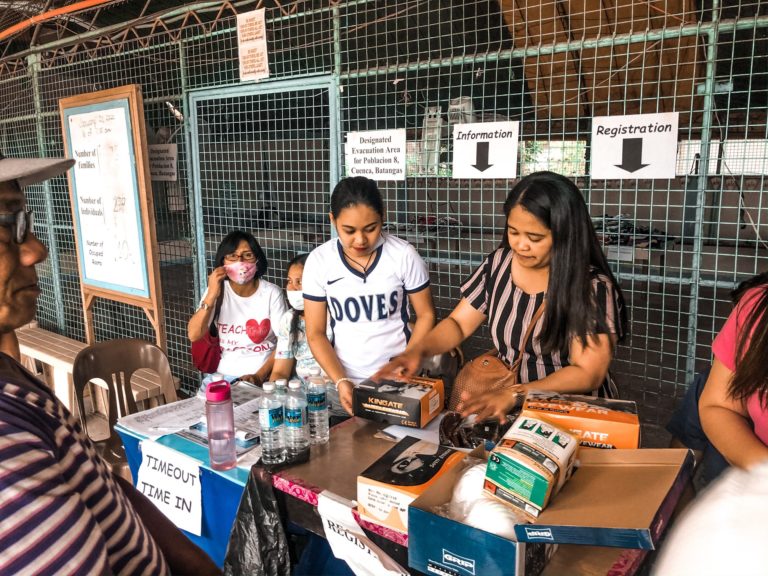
[328,211,335,226]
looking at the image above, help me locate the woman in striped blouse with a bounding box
[376,171,627,421]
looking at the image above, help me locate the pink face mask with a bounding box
[224,261,257,285]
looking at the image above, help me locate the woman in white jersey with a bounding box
[303,176,436,414]
[188,230,287,384]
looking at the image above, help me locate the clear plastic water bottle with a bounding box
[307,374,329,445]
[198,372,224,399]
[258,382,285,465]
[285,380,309,461]
[205,380,237,471]
[274,378,288,401]
[289,377,304,394]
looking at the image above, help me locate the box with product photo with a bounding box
[522,391,641,449]
[409,447,694,576]
[356,435,465,533]
[353,375,444,428]
[484,414,580,521]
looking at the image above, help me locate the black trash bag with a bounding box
[223,466,291,576]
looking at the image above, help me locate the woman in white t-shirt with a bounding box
[188,230,287,384]
[303,176,436,414]
[270,253,345,418]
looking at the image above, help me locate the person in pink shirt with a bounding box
[700,273,768,469]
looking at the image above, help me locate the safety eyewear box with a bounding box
[357,435,465,533]
[353,375,444,428]
[522,391,641,449]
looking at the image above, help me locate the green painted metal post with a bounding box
[28,52,67,332]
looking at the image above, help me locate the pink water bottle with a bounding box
[205,381,237,470]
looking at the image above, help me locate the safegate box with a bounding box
[522,391,641,449]
[353,375,444,428]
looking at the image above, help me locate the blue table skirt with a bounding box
[116,425,249,568]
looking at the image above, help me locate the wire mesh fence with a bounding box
[0,0,765,428]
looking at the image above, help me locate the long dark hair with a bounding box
[501,171,627,352]
[330,176,385,220]
[287,253,309,346]
[730,272,768,407]
[214,230,268,278]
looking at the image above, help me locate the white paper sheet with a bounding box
[318,491,408,576]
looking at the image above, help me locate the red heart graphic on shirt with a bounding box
[245,319,271,344]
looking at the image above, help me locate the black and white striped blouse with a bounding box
[461,246,624,397]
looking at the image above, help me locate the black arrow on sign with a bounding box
[615,138,649,173]
[472,141,493,172]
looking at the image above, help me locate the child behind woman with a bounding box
[272,253,346,419]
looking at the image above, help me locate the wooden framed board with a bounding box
[60,85,165,349]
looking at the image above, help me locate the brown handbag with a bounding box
[448,302,546,411]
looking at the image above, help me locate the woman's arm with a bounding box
[239,351,274,385]
[700,358,768,469]
[404,286,436,351]
[270,358,295,381]
[375,298,486,379]
[521,333,615,394]
[188,268,227,341]
[304,299,354,412]
[458,333,616,420]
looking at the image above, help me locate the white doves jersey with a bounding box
[302,233,430,380]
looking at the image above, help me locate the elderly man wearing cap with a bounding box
[0,152,219,575]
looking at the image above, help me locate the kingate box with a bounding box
[353,375,444,428]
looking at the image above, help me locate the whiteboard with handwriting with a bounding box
[63,99,149,297]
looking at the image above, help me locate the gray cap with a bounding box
[0,151,75,188]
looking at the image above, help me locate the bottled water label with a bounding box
[285,407,306,428]
[259,406,284,428]
[307,392,326,412]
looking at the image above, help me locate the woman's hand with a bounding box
[457,385,525,421]
[337,379,355,415]
[239,373,263,386]
[206,267,228,299]
[372,350,423,381]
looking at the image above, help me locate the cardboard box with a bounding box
[410,447,693,562]
[353,375,444,428]
[522,391,641,449]
[513,448,693,548]
[408,453,554,576]
[485,415,579,520]
[357,436,465,532]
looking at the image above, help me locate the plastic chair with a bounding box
[72,338,178,481]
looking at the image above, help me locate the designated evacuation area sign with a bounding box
[591,112,679,179]
[345,129,406,181]
[452,121,520,179]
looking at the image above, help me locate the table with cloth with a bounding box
[118,411,661,574]
[116,422,250,567]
